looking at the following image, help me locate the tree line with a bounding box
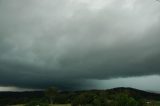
[25,87,146,106]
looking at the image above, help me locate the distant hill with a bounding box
[106,87,160,100]
[72,87,160,100]
[0,87,160,105]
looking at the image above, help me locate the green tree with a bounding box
[72,94,87,106]
[71,93,95,106]
[92,98,101,106]
[112,93,138,106]
[25,100,48,106]
[92,95,108,106]
[45,87,58,105]
[137,99,146,106]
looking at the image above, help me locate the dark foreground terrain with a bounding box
[0,87,160,106]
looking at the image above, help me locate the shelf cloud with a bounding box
[0,0,160,90]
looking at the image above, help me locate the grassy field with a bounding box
[11,104,71,106]
[152,101,160,106]
[49,104,71,106]
[11,103,160,106]
[145,101,160,106]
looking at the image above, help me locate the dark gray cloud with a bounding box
[0,0,160,90]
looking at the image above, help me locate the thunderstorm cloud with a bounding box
[0,0,160,90]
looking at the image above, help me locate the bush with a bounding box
[25,100,48,106]
[111,93,138,106]
[92,96,108,106]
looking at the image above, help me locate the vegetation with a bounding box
[110,93,139,106]
[1,87,160,106]
[45,87,59,105]
[25,100,48,106]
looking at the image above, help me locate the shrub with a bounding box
[111,93,138,106]
[25,100,48,106]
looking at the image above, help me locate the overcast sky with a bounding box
[0,0,160,91]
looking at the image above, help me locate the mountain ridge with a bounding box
[0,87,160,105]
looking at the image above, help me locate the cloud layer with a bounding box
[0,0,160,90]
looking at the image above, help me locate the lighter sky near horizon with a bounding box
[0,0,160,91]
[0,75,160,92]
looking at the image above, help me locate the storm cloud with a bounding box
[0,0,160,90]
